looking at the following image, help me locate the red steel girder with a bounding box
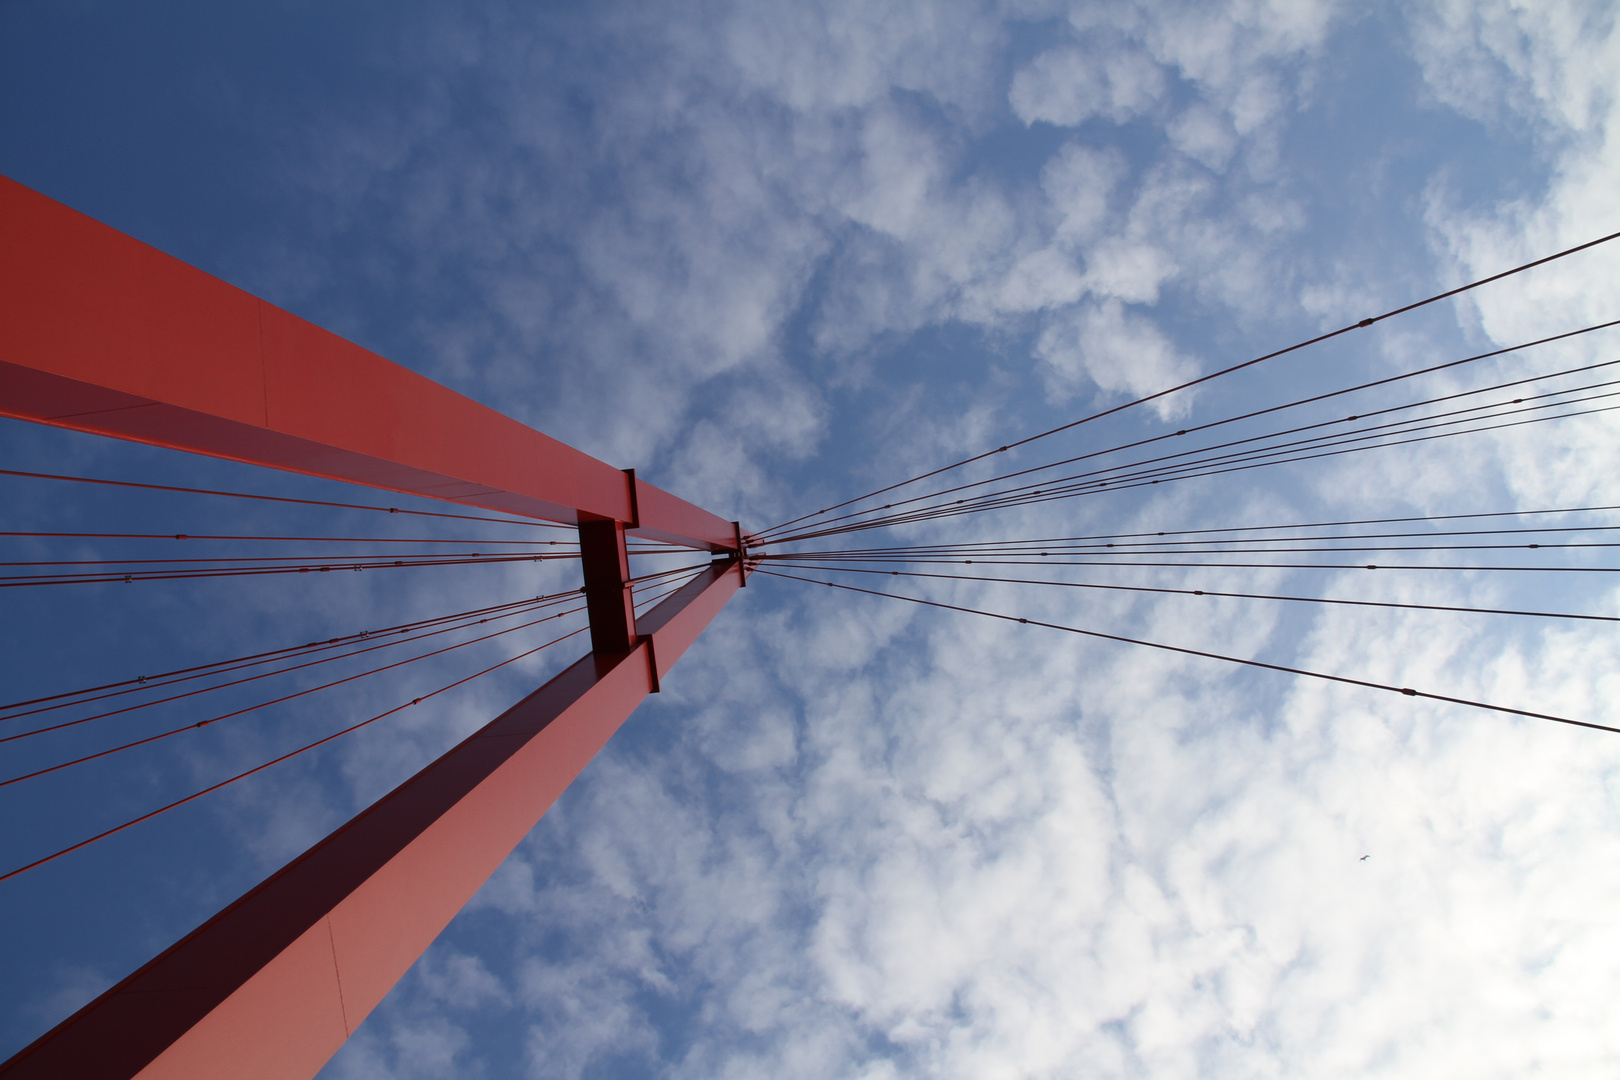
[580,519,639,656]
[0,564,741,1080]
[0,175,736,551]
[0,173,749,1078]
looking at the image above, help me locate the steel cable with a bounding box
[761,561,1620,623]
[758,570,1616,734]
[757,323,1620,542]
[760,234,1620,539]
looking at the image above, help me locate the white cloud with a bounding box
[1408,0,1614,135]
[15,4,1620,1080]
[441,530,1620,1080]
[719,0,1007,119]
[417,950,510,1011]
[1036,297,1200,413]
[1166,100,1239,170]
[1083,233,1179,304]
[233,2,1620,1072]
[323,1015,474,1080]
[980,244,1088,313]
[1411,0,1620,510]
[193,8,1620,1061]
[1042,142,1128,242]
[1124,0,1338,132]
[1009,41,1169,127]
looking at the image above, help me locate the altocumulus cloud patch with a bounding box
[0,3,1617,1080]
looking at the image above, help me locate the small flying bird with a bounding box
[1360,855,1370,861]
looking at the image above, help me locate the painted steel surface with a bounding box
[0,173,748,1078]
[579,520,638,655]
[0,174,736,551]
[640,558,751,681]
[0,563,742,1080]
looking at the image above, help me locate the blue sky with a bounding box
[2,2,1619,1078]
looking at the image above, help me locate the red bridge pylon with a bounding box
[0,175,750,1080]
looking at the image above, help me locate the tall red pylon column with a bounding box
[0,175,750,1079]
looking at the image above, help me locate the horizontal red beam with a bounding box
[0,175,736,552]
[0,561,742,1080]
